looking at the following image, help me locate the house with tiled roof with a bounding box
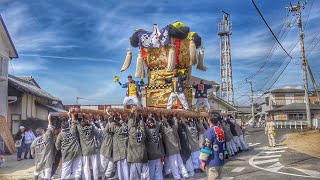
[264,86,320,121]
[207,94,237,113]
[7,75,66,133]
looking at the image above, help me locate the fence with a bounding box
[274,119,319,130]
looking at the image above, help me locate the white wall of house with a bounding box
[208,99,228,113]
[20,94,49,120]
[261,104,271,113]
[21,94,27,120]
[0,18,18,123]
[36,105,49,120]
[0,54,9,121]
[267,92,305,109]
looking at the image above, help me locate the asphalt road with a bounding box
[166,126,320,180]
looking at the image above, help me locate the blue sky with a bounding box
[1,0,320,105]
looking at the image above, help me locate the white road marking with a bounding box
[231,167,245,172]
[249,150,320,178]
[248,143,261,147]
[262,150,286,154]
[220,177,234,180]
[253,158,279,165]
[292,168,320,177]
[254,155,282,159]
[266,162,285,172]
[270,147,288,150]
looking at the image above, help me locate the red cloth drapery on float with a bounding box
[141,48,149,68]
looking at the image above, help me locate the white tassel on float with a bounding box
[140,59,146,79]
[197,47,207,71]
[166,43,176,72]
[120,47,132,72]
[135,50,145,78]
[189,37,197,66]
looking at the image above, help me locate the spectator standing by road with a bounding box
[24,127,36,159]
[15,126,25,161]
[265,116,276,147]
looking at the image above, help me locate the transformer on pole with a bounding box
[218,11,234,105]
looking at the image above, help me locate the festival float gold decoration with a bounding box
[119,22,205,109]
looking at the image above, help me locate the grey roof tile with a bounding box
[268,103,320,112]
[8,74,61,102]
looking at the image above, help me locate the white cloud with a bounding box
[1,2,71,53]
[19,54,117,63]
[35,77,82,104]
[9,57,47,74]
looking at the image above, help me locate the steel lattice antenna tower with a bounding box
[218,11,234,105]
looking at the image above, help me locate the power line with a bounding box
[261,60,291,93]
[306,32,320,50]
[275,59,300,85]
[252,0,293,60]
[236,1,316,104]
[250,12,293,77]
[306,33,320,57]
[303,0,315,29]
[251,1,312,107]
[235,32,320,93]
[256,39,299,91]
[234,1,315,102]
[233,5,294,89]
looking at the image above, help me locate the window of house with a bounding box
[273,94,286,105]
[288,113,305,120]
[294,94,304,103]
[274,94,285,100]
[294,94,304,98]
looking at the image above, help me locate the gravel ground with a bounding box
[283,130,320,158]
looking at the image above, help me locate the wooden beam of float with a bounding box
[50,108,209,118]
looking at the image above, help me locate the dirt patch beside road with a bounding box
[283,130,320,158]
[0,154,35,180]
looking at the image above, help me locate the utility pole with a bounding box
[288,1,312,128]
[246,79,255,122]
